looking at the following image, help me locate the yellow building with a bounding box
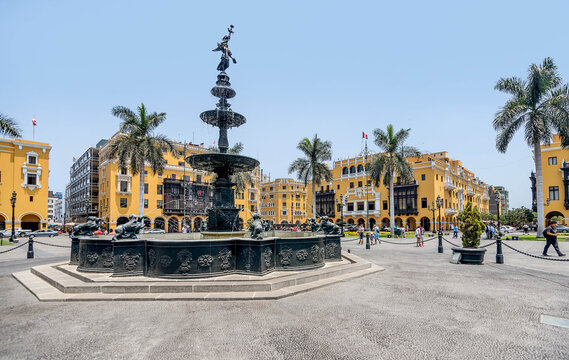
[97,132,260,232]
[308,151,490,231]
[0,138,51,231]
[260,178,308,226]
[532,134,569,226]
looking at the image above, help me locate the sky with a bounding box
[2,0,569,209]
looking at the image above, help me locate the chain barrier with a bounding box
[33,240,71,249]
[479,241,497,248]
[442,237,461,247]
[380,236,438,245]
[501,242,569,262]
[0,241,29,254]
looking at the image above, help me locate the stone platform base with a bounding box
[13,251,382,301]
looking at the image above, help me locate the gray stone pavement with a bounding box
[1,235,569,359]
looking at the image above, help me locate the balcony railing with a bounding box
[444,181,456,190]
[445,208,458,216]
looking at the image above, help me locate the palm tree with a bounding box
[288,134,333,220]
[108,103,175,217]
[0,113,22,138]
[368,125,420,237]
[493,57,569,235]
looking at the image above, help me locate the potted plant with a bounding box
[452,201,486,264]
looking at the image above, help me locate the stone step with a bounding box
[13,264,383,301]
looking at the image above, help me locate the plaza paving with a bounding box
[1,235,569,359]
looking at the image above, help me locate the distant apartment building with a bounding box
[66,140,106,222]
[260,178,309,226]
[489,185,509,216]
[47,191,62,223]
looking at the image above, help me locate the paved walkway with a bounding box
[1,236,569,359]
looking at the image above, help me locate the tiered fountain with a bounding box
[71,26,341,278]
[188,25,258,238]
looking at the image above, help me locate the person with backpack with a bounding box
[415,225,424,247]
[542,221,566,257]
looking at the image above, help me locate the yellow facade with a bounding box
[307,152,490,231]
[260,178,308,226]
[97,132,260,232]
[538,134,569,225]
[0,138,51,231]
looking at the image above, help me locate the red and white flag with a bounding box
[32,117,37,126]
[362,131,368,139]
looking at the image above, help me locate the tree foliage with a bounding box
[288,134,333,218]
[0,113,22,138]
[500,207,537,227]
[457,201,485,248]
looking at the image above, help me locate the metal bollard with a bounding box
[438,231,443,253]
[366,233,370,250]
[496,238,503,264]
[27,235,34,259]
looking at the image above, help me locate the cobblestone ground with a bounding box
[1,236,568,359]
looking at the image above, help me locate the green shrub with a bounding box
[457,201,485,248]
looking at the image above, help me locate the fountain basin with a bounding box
[187,153,259,174]
[73,235,341,278]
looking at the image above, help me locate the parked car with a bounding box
[554,225,569,233]
[0,229,32,237]
[141,228,165,234]
[28,229,59,237]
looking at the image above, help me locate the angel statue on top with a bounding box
[212,25,237,72]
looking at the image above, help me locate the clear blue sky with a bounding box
[2,0,569,209]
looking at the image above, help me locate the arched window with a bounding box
[342,167,349,175]
[349,166,356,174]
[357,164,364,173]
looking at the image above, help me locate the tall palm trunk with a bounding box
[389,172,395,238]
[139,157,145,218]
[534,143,545,236]
[312,179,316,219]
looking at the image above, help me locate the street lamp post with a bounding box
[10,191,17,242]
[436,195,443,253]
[428,201,437,235]
[336,195,345,237]
[495,192,501,239]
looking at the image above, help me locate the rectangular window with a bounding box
[30,196,33,202]
[269,195,274,199]
[144,199,148,208]
[157,200,163,209]
[283,202,287,207]
[120,168,127,175]
[548,157,557,165]
[283,194,286,198]
[28,155,37,164]
[178,161,185,166]
[144,170,148,175]
[436,174,439,181]
[171,174,176,179]
[358,181,362,187]
[337,185,340,190]
[383,200,388,210]
[144,183,148,194]
[270,187,273,191]
[368,201,375,210]
[347,203,354,211]
[550,186,560,201]
[421,198,427,208]
[183,175,190,182]
[120,181,128,192]
[157,184,163,195]
[350,182,354,188]
[120,198,127,208]
[27,174,37,185]
[196,175,201,183]
[283,186,287,190]
[158,170,162,177]
[367,180,371,186]
[421,174,426,181]
[251,205,255,212]
[357,202,364,211]
[250,192,255,201]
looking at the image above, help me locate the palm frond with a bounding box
[0,113,22,138]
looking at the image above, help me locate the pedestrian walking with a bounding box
[415,226,424,247]
[374,225,380,245]
[542,221,566,257]
[453,225,458,239]
[358,225,364,245]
